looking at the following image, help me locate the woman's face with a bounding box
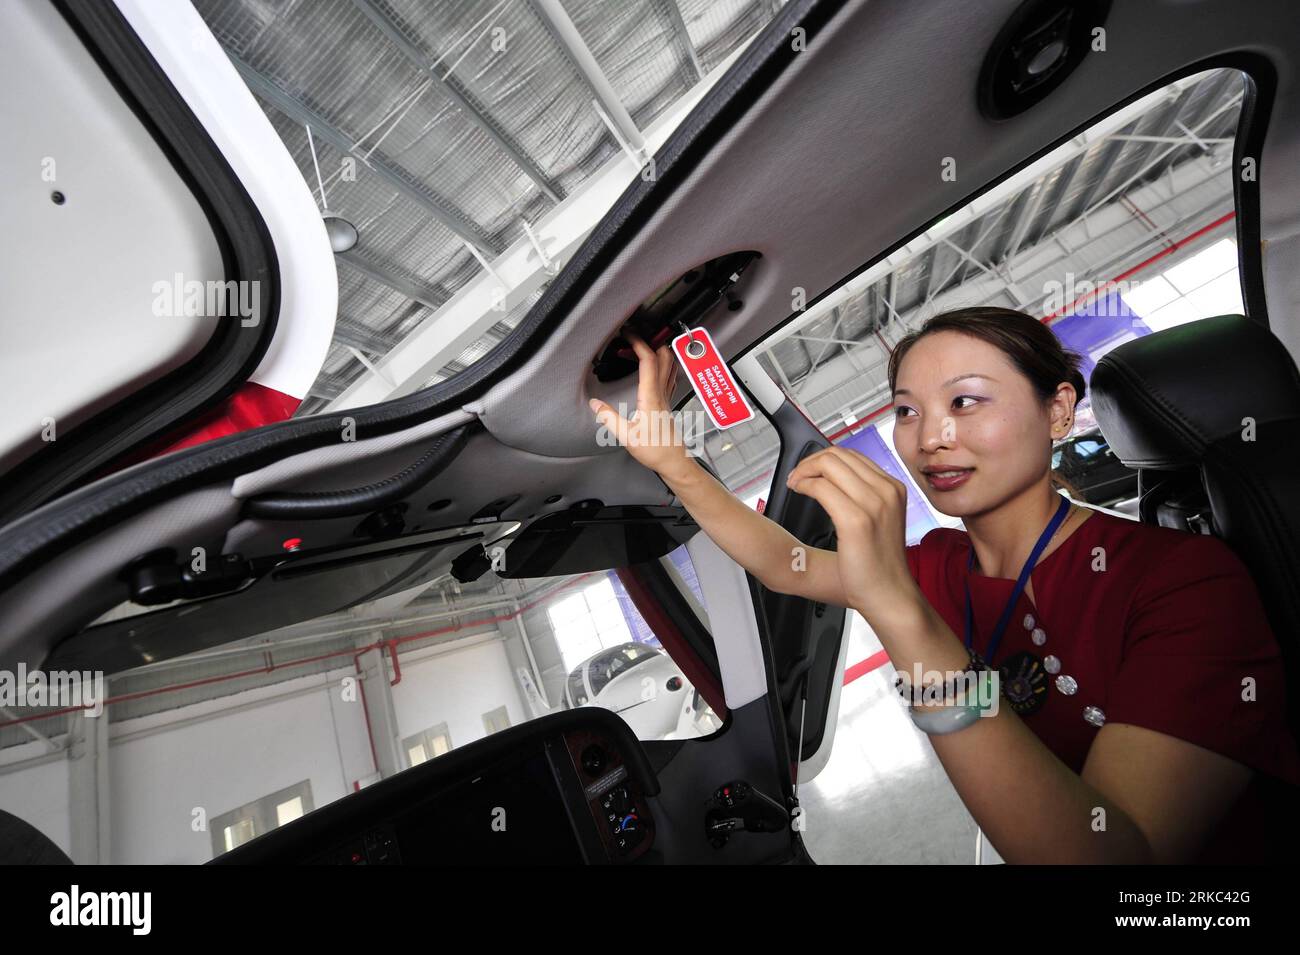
[891,330,1070,518]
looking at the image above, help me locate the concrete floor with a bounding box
[799,613,982,864]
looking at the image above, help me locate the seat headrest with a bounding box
[1091,314,1300,470]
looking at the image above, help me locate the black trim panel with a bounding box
[753,401,847,762]
[243,425,472,520]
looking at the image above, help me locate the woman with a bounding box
[590,306,1300,864]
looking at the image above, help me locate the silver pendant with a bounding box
[1083,705,1106,727]
[1031,627,1047,646]
[1043,654,1060,674]
[1056,674,1078,695]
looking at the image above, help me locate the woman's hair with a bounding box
[885,306,1088,494]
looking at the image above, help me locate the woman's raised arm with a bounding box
[588,330,848,607]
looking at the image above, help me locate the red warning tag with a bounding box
[671,327,755,430]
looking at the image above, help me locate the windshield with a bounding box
[0,539,720,862]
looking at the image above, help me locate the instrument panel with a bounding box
[210,708,659,865]
[561,728,655,862]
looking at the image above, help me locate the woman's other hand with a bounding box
[785,447,923,629]
[589,329,691,477]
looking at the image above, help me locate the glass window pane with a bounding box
[223,818,256,852]
[275,796,304,826]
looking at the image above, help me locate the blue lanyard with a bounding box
[963,495,1071,664]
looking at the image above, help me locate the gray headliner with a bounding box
[230,409,478,498]
[0,487,237,670]
[222,425,673,557]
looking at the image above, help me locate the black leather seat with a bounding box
[1091,313,1300,745]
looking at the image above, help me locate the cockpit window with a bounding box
[567,669,591,708]
[586,644,657,697]
[191,0,788,417]
[722,67,1247,530]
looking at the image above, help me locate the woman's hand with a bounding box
[588,330,690,477]
[785,447,924,630]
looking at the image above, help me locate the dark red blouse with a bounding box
[905,507,1300,863]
